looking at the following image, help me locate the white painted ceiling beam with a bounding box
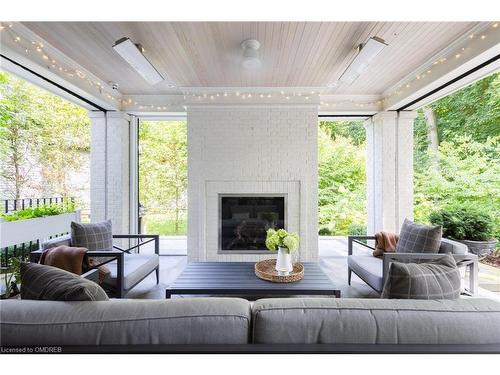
[318,94,382,114]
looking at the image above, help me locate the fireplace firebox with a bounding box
[218,195,286,253]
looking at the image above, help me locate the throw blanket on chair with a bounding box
[40,246,110,283]
[40,245,87,275]
[372,231,399,257]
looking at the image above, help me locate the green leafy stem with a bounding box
[1,200,76,222]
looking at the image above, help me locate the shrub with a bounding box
[0,201,76,222]
[348,223,367,236]
[429,204,495,241]
[318,226,332,236]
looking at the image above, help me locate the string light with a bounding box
[385,22,498,101]
[4,21,497,111]
[3,23,119,103]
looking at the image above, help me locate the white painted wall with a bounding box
[187,104,319,262]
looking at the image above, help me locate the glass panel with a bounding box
[219,196,285,251]
[138,120,187,238]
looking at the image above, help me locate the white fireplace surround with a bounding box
[209,181,299,257]
[187,104,319,262]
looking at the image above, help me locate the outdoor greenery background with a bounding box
[0,70,90,216]
[139,120,187,235]
[319,72,499,239]
[1,69,498,238]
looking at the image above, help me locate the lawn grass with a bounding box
[144,216,187,236]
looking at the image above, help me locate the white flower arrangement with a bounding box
[265,228,300,253]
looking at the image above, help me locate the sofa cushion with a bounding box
[252,298,500,345]
[347,255,383,292]
[0,298,251,346]
[381,253,461,300]
[396,218,442,254]
[20,262,109,301]
[101,254,159,290]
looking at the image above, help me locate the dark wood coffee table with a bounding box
[165,262,341,299]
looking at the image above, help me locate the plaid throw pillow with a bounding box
[71,220,113,264]
[21,262,109,301]
[71,220,113,251]
[395,218,442,254]
[381,253,461,299]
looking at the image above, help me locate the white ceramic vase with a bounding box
[275,247,293,276]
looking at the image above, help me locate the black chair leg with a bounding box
[348,268,352,285]
[155,267,160,284]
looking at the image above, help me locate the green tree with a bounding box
[34,90,90,197]
[0,71,42,198]
[414,135,500,238]
[319,120,366,145]
[0,70,90,204]
[139,121,187,234]
[414,72,500,240]
[430,73,499,143]
[318,123,366,235]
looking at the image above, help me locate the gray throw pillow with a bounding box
[71,220,113,251]
[381,253,461,300]
[395,218,442,254]
[71,220,113,264]
[20,262,109,301]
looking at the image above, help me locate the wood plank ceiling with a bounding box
[22,22,477,95]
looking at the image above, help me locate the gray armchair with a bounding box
[31,234,160,298]
[347,236,478,295]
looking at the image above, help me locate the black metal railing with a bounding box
[1,197,74,267]
[3,196,71,214]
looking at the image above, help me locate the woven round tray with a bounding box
[254,259,304,283]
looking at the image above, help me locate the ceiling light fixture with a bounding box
[113,37,164,85]
[338,37,387,85]
[241,39,261,69]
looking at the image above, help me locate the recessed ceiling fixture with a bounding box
[112,37,164,85]
[338,37,387,85]
[241,39,261,69]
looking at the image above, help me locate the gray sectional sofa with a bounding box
[2,297,500,353]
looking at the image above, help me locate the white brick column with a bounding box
[365,111,417,234]
[89,111,130,235]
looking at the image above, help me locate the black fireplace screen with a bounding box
[219,195,286,251]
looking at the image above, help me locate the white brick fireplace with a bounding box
[187,104,319,262]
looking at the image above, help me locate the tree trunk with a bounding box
[11,135,22,199]
[174,187,180,234]
[424,107,440,170]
